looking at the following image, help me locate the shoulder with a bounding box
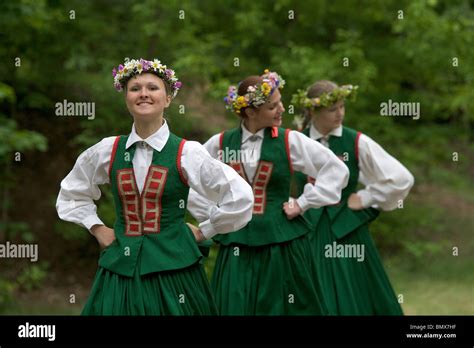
[356,132,380,148]
[77,136,118,162]
[181,140,211,158]
[207,132,222,146]
[342,126,360,138]
[287,129,312,143]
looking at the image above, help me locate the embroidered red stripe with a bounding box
[108,135,121,179]
[142,166,168,234]
[284,128,293,174]
[355,131,362,162]
[219,131,224,154]
[271,126,278,138]
[177,139,188,186]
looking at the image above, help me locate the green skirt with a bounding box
[311,209,403,315]
[211,234,327,315]
[82,259,217,315]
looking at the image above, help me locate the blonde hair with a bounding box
[302,80,338,129]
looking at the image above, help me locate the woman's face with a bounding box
[313,100,345,132]
[248,88,285,129]
[125,73,171,121]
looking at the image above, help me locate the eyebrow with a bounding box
[129,82,160,87]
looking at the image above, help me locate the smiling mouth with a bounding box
[137,102,153,105]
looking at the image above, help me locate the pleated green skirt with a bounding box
[211,234,327,315]
[82,259,217,315]
[311,209,403,315]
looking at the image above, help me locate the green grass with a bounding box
[385,254,474,315]
[2,304,82,315]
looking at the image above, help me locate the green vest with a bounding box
[214,127,311,246]
[99,133,202,277]
[294,126,379,239]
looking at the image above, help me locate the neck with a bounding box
[134,116,164,139]
[312,119,333,137]
[243,118,264,134]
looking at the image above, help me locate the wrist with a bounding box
[197,229,206,242]
[90,224,104,236]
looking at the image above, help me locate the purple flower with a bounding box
[165,69,174,78]
[118,64,124,71]
[175,81,182,89]
[141,59,151,70]
[112,68,117,77]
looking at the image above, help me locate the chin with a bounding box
[273,119,282,127]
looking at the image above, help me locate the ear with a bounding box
[246,107,257,119]
[309,108,316,118]
[164,94,172,108]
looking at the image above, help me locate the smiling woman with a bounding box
[187,70,349,315]
[55,58,254,315]
[124,74,172,133]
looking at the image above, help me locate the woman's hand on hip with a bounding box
[90,225,116,250]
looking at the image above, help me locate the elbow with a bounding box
[242,186,255,217]
[407,172,415,190]
[342,167,350,189]
[396,171,415,193]
[330,191,342,205]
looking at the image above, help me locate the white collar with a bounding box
[241,122,265,143]
[126,120,170,152]
[309,123,342,140]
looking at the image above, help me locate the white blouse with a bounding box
[187,123,350,222]
[55,121,254,239]
[309,123,415,211]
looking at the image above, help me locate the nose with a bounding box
[139,88,149,98]
[279,101,285,113]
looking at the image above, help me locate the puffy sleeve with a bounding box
[55,137,116,231]
[183,137,254,239]
[289,130,350,212]
[356,134,414,211]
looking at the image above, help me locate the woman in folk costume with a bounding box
[56,58,254,315]
[292,80,415,315]
[187,71,349,315]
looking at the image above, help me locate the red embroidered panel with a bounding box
[117,166,168,236]
[117,169,142,236]
[142,166,168,234]
[229,161,246,180]
[252,161,273,215]
[229,160,273,215]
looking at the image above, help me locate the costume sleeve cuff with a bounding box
[296,195,310,213]
[199,219,218,240]
[357,190,374,209]
[84,215,105,233]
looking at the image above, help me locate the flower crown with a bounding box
[291,84,358,130]
[112,58,182,97]
[224,69,285,114]
[291,84,358,110]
